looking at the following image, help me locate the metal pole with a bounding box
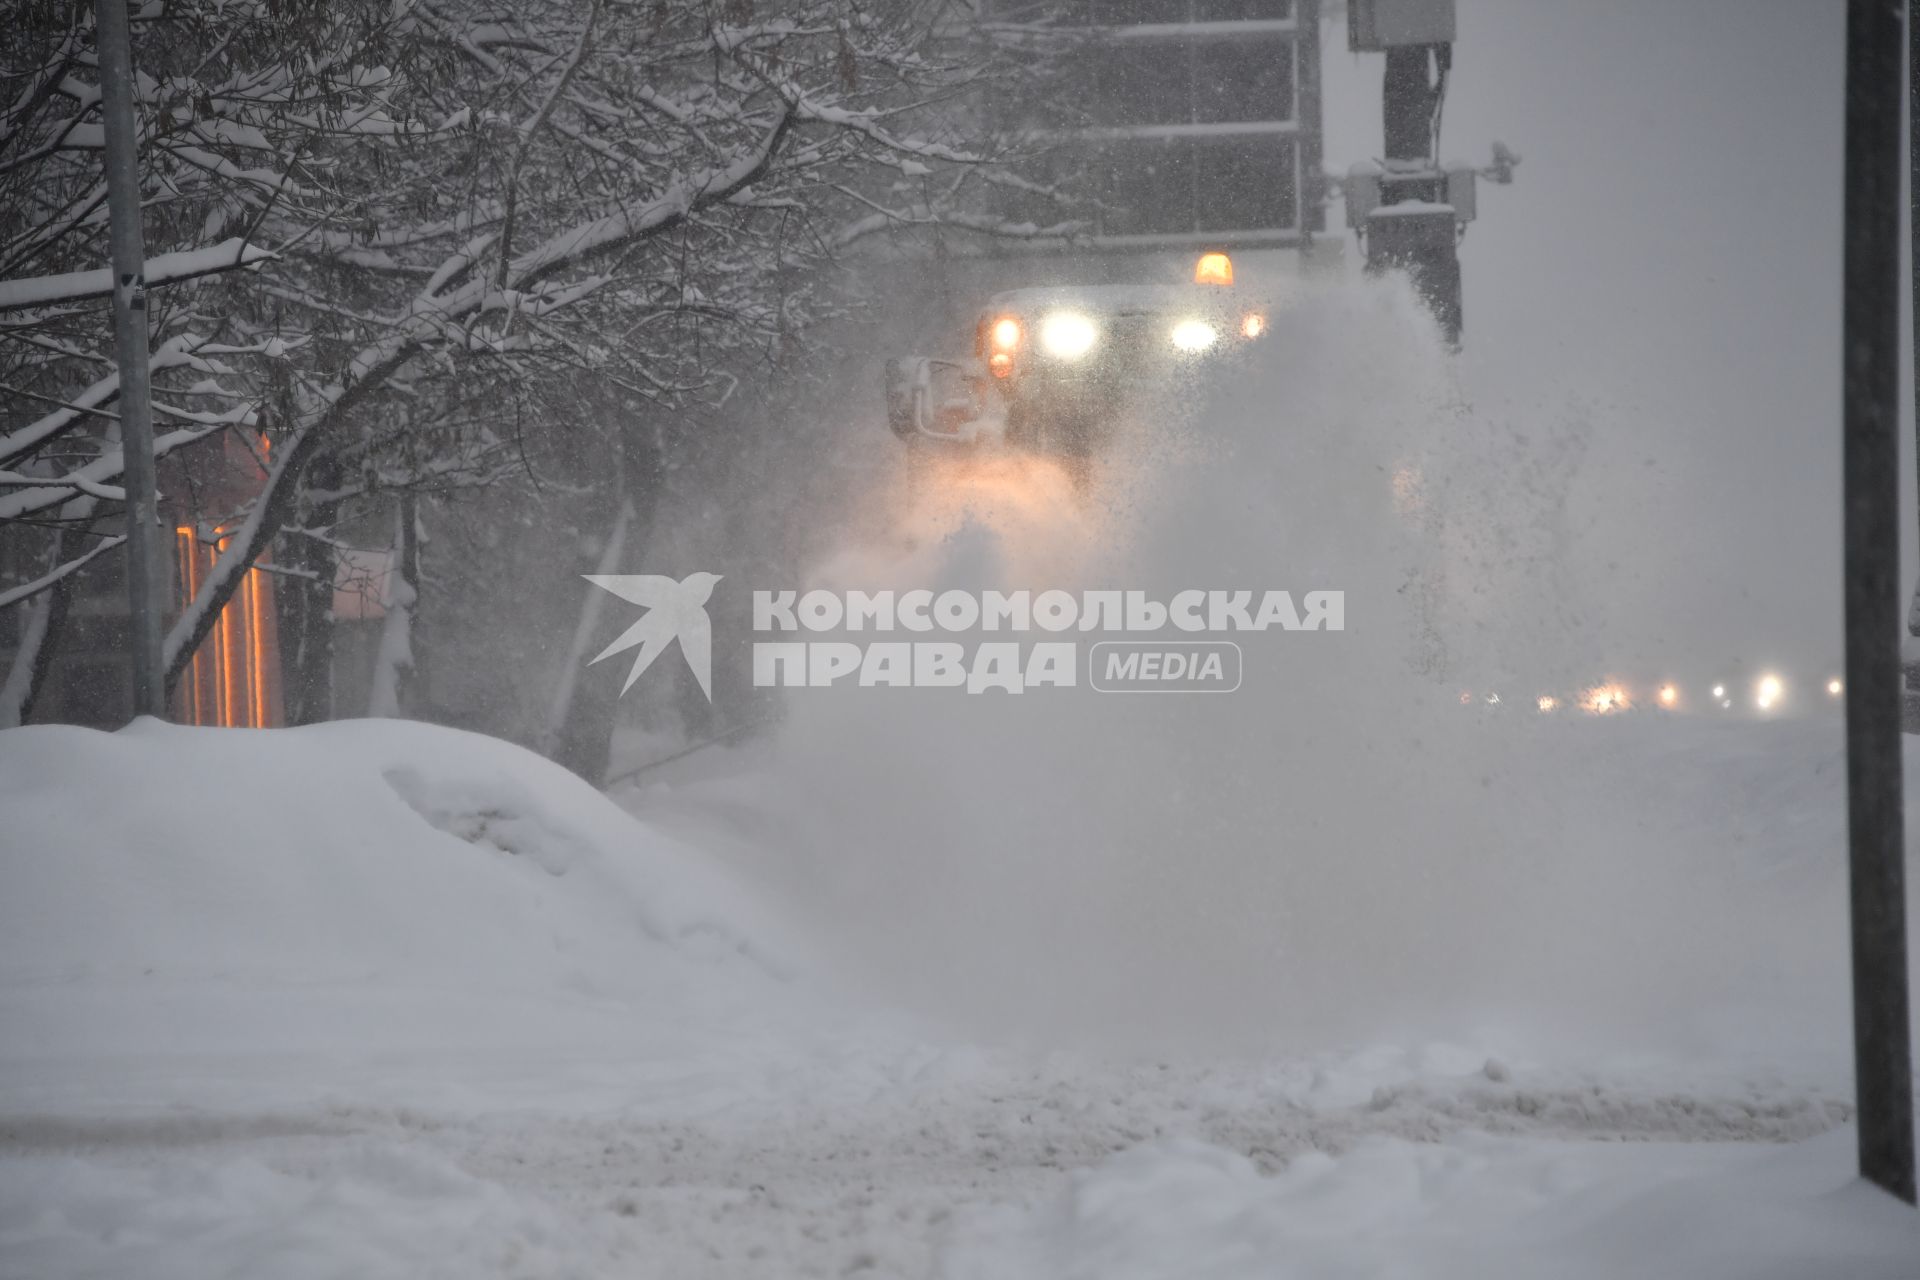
[1844,0,1915,1206]
[1901,0,1920,735]
[1907,0,1920,730]
[93,0,166,720]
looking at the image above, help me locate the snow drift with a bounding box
[0,718,820,1114]
[938,1126,1920,1280]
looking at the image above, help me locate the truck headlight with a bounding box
[1171,319,1218,352]
[1039,311,1098,360]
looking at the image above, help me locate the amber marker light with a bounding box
[1193,252,1234,286]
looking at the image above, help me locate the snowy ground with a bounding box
[2,715,1916,1278]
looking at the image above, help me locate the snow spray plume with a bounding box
[728,275,1856,1061]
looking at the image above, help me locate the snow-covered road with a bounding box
[0,1038,1870,1279]
[2,716,1915,1278]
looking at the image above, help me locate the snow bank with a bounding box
[0,719,805,1112]
[0,1137,633,1280]
[939,1127,1920,1280]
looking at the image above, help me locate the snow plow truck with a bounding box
[883,0,1507,466]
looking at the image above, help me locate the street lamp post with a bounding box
[93,0,167,720]
[1842,0,1915,1206]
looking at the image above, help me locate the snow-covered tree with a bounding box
[1,0,434,722]
[2,0,1083,727]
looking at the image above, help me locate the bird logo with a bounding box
[584,572,723,700]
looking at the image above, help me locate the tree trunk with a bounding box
[549,409,665,785]
[367,493,420,718]
[275,455,341,726]
[0,535,76,727]
[543,497,632,753]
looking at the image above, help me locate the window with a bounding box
[997,0,1315,241]
[1091,40,1192,127]
[1097,137,1198,235]
[1082,0,1293,24]
[1192,37,1294,123]
[1072,0,1307,238]
[173,528,281,728]
[1090,38,1295,127]
[1097,135,1299,235]
[1091,0,1192,23]
[1196,134,1299,231]
[1190,0,1291,21]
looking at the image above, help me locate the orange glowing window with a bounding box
[1193,252,1234,286]
[173,526,281,729]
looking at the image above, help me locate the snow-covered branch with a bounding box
[0,531,126,611]
[0,238,275,311]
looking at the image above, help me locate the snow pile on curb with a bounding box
[0,719,797,1079]
[0,1137,634,1280]
[939,1127,1920,1280]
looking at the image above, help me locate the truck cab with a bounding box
[885,252,1275,456]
